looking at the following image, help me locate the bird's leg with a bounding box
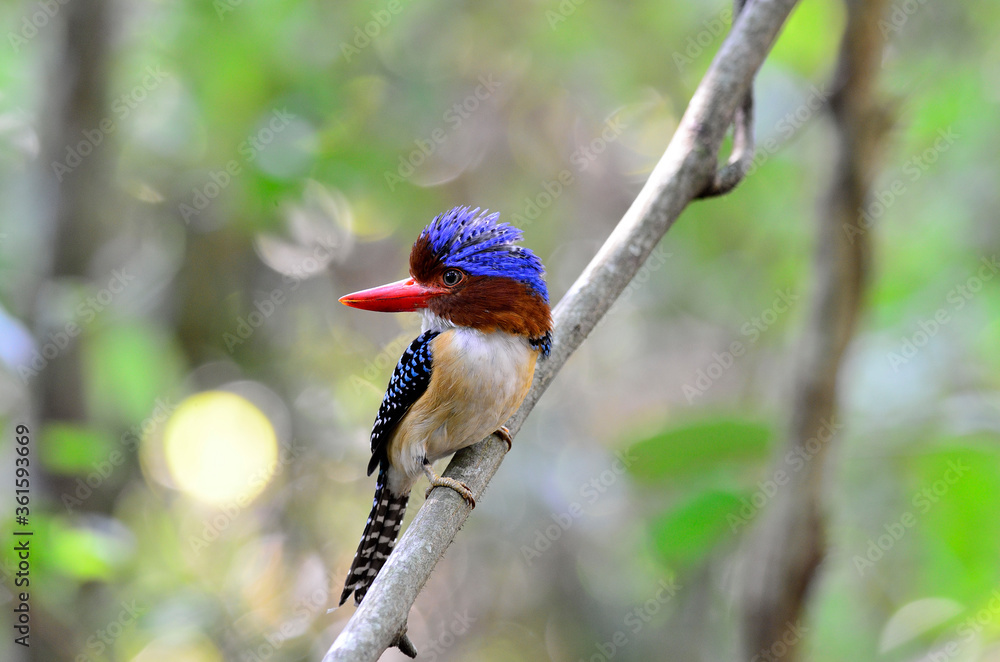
[423,460,475,508]
[494,425,513,452]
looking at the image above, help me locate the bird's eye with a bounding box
[442,269,464,287]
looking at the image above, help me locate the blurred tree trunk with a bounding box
[733,0,890,658]
[35,0,113,421]
[31,0,114,660]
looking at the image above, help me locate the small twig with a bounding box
[390,630,417,658]
[698,0,756,198]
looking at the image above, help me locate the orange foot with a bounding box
[422,462,475,508]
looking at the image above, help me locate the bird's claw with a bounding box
[424,476,476,508]
[422,462,476,507]
[495,425,513,452]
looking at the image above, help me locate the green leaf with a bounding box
[650,490,744,566]
[627,417,773,484]
[49,519,133,581]
[83,323,182,425]
[906,439,1000,600]
[39,423,114,475]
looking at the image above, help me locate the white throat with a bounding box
[420,309,457,333]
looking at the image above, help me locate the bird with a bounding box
[337,206,553,607]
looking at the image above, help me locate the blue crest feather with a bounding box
[421,206,549,302]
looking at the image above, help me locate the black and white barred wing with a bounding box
[366,330,440,476]
[341,330,439,607]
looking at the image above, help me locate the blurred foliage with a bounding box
[627,417,772,484]
[0,0,998,661]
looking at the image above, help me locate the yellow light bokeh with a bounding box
[163,391,279,506]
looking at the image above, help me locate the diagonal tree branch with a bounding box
[324,1,801,659]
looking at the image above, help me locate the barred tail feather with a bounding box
[340,468,409,606]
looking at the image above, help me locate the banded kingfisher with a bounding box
[338,206,553,606]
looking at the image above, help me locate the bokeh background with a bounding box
[2,0,999,660]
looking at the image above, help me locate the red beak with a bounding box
[339,278,448,312]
